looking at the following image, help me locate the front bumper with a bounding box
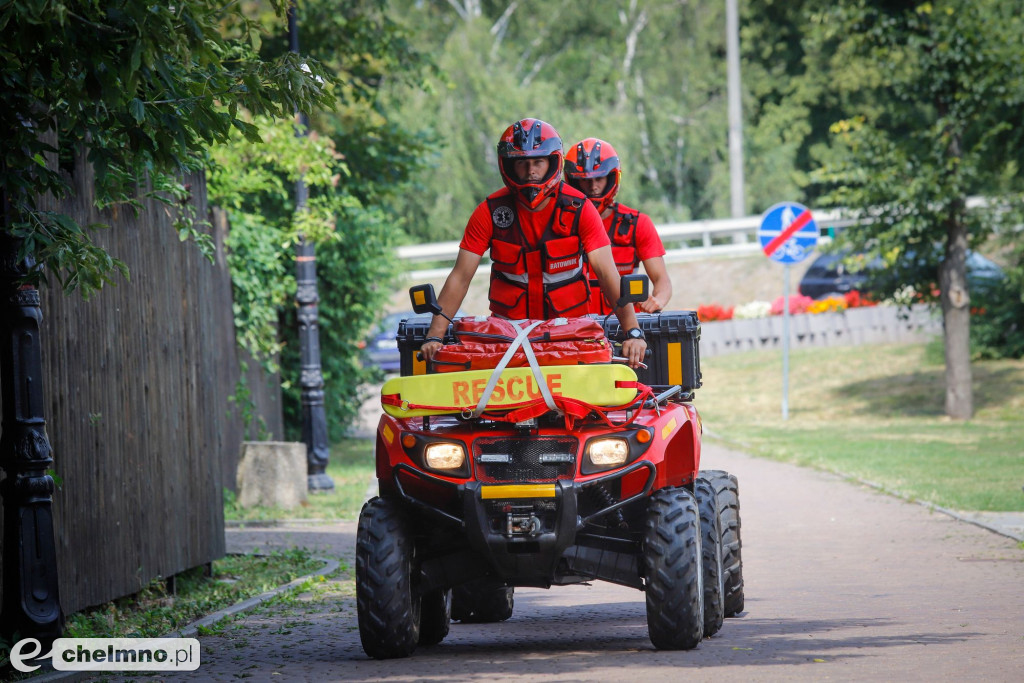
[391,460,656,585]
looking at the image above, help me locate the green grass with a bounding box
[696,340,1024,512]
[1,550,329,677]
[60,549,324,639]
[224,438,375,522]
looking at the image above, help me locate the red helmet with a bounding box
[564,138,621,214]
[497,118,563,209]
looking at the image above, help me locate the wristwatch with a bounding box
[625,327,646,341]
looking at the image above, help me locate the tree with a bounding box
[1,0,334,294]
[811,1,1024,419]
[207,115,345,368]
[208,113,402,440]
[383,0,749,242]
[213,0,429,441]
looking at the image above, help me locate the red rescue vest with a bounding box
[587,204,641,315]
[487,186,591,320]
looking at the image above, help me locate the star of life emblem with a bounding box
[492,205,515,229]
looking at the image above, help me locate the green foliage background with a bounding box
[1,0,334,294]
[7,0,1024,437]
[211,0,427,441]
[373,0,1024,421]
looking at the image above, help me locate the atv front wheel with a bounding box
[451,579,514,623]
[644,487,704,650]
[356,497,420,659]
[700,470,744,616]
[419,588,452,646]
[695,477,725,637]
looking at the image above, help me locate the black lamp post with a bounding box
[0,194,64,644]
[288,2,333,491]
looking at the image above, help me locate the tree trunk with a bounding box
[616,7,648,108]
[939,196,973,420]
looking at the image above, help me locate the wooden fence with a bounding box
[0,154,282,614]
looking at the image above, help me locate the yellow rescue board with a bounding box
[381,364,639,417]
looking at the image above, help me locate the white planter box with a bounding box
[698,304,940,358]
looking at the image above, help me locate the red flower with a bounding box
[770,294,813,315]
[697,303,735,321]
[843,290,876,308]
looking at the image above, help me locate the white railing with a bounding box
[395,199,989,280]
[395,211,849,280]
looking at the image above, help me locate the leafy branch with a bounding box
[1,0,336,296]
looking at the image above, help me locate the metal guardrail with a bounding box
[396,212,848,280]
[395,199,990,280]
[395,210,852,280]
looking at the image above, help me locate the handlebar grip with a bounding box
[612,340,653,357]
[611,355,649,369]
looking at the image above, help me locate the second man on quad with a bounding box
[564,137,672,315]
[419,118,648,368]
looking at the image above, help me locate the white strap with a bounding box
[516,322,558,413]
[473,320,544,416]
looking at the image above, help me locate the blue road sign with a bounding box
[758,202,818,264]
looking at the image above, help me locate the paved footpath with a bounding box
[88,441,1023,682]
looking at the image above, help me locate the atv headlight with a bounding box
[424,442,466,470]
[587,438,629,467]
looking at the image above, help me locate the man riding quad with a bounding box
[356,119,744,660]
[418,118,647,368]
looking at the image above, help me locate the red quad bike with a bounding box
[356,275,744,659]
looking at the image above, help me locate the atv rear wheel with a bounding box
[451,579,514,623]
[644,487,704,650]
[700,470,744,616]
[418,588,452,646]
[695,477,725,637]
[356,497,420,659]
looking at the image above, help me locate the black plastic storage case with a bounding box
[396,314,455,377]
[599,311,702,392]
[397,311,702,393]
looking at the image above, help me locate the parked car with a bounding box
[363,309,469,373]
[798,249,1004,300]
[362,311,418,373]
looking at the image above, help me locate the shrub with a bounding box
[970,274,1024,360]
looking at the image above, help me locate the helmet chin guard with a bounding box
[497,118,564,209]
[564,137,621,214]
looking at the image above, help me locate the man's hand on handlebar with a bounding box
[639,293,665,314]
[621,338,647,369]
